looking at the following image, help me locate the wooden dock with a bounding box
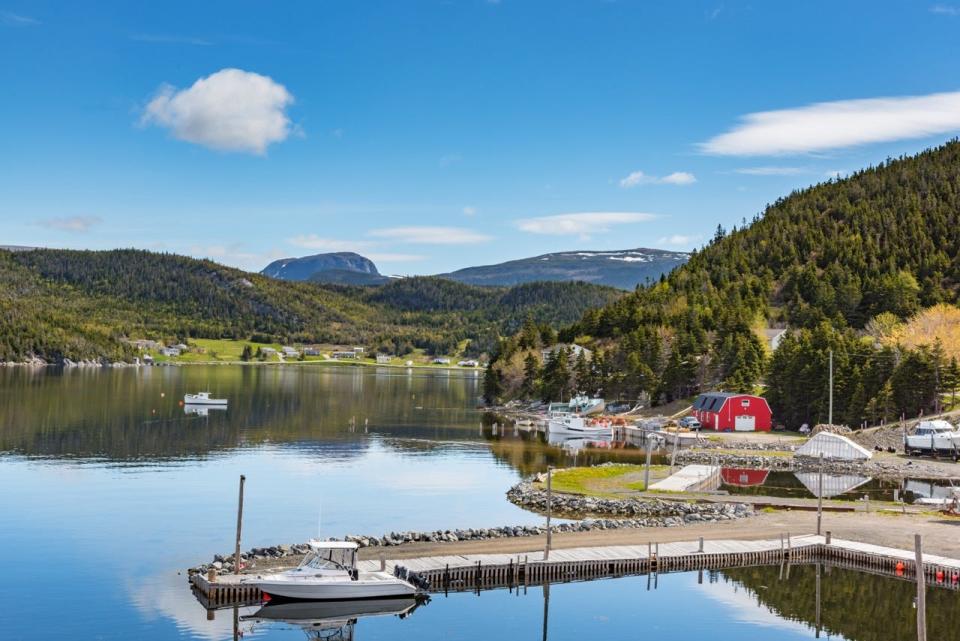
[190,533,960,609]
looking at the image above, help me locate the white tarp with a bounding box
[795,432,873,460]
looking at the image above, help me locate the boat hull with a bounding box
[250,573,417,601]
[183,398,228,405]
[548,419,612,436]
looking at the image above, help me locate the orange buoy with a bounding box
[895,561,905,575]
[936,569,945,583]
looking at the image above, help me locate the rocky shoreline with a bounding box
[674,450,960,480]
[189,485,754,577]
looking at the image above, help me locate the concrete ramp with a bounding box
[650,464,721,492]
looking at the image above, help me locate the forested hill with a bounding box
[487,140,960,427]
[0,248,622,362]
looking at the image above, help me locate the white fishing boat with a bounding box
[547,415,612,436]
[245,540,417,601]
[183,391,228,406]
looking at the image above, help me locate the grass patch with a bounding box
[547,464,669,497]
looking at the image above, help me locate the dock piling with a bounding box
[234,475,245,575]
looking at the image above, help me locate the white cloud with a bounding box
[824,169,849,179]
[1,11,38,26]
[620,170,696,187]
[516,212,656,236]
[657,234,699,246]
[700,90,960,156]
[188,243,287,270]
[367,226,491,244]
[734,166,804,176]
[931,4,960,15]
[462,206,477,217]
[660,171,697,185]
[36,215,102,232]
[141,68,294,154]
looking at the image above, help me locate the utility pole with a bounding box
[817,453,824,536]
[545,466,553,560]
[234,474,246,575]
[828,349,834,426]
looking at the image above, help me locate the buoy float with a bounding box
[936,569,945,583]
[895,561,905,575]
[951,573,958,584]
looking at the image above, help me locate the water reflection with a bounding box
[243,598,422,640]
[185,404,229,417]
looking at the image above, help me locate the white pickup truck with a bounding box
[905,420,960,459]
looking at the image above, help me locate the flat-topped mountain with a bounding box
[262,252,381,283]
[440,248,690,290]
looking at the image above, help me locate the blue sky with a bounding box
[3,1,960,274]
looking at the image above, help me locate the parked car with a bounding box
[679,416,701,430]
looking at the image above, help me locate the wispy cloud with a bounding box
[462,206,477,217]
[733,166,805,176]
[657,234,699,246]
[36,216,102,233]
[931,4,960,15]
[0,11,38,26]
[619,170,696,188]
[130,33,212,46]
[516,212,656,236]
[367,226,491,244]
[700,90,960,156]
[141,68,295,154]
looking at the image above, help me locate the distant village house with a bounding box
[541,343,592,363]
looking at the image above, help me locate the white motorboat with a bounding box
[548,415,612,436]
[183,391,228,405]
[905,420,960,458]
[245,540,417,601]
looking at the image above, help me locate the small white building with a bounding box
[260,347,277,355]
[541,343,592,363]
[303,346,322,356]
[432,357,451,365]
[458,359,479,367]
[281,346,300,357]
[353,346,365,354]
[376,354,392,364]
[332,351,357,360]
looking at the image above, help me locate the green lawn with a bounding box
[545,464,670,497]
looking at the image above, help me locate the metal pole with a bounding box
[916,534,927,641]
[234,474,246,575]
[828,349,833,426]
[815,561,821,638]
[545,466,553,560]
[817,452,824,535]
[644,442,653,490]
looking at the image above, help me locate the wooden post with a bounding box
[545,466,553,560]
[643,443,653,491]
[825,530,831,545]
[380,551,386,571]
[817,452,824,536]
[670,428,680,471]
[234,475,245,575]
[815,561,821,638]
[916,534,927,641]
[698,536,704,553]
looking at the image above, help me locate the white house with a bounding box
[541,343,592,363]
[281,346,300,357]
[303,346,322,356]
[432,357,451,365]
[160,347,181,357]
[457,359,479,367]
[376,354,392,364]
[332,351,357,360]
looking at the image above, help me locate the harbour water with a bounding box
[0,365,954,640]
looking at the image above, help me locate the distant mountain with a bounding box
[307,268,391,286]
[262,252,379,282]
[440,248,690,290]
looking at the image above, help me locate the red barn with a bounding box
[692,392,772,432]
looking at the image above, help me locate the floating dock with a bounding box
[190,533,960,609]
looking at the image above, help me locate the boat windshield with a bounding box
[299,547,356,572]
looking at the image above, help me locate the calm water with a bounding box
[0,366,954,640]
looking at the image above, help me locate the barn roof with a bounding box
[692,392,735,410]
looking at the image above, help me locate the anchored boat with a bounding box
[183,391,228,405]
[547,415,613,437]
[245,540,417,601]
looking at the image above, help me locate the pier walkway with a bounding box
[190,533,960,609]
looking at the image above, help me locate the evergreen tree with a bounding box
[521,352,541,399]
[240,344,253,362]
